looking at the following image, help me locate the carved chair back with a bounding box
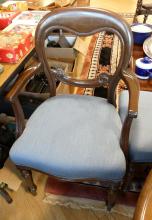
[35,7,133,105]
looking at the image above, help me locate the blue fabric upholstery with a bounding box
[10,94,126,181]
[119,90,152,162]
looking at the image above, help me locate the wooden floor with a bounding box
[0,171,133,220]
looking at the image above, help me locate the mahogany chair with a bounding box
[7,7,139,210]
[119,90,152,190]
[133,0,152,23]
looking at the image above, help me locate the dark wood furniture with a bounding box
[6,8,140,210]
[122,44,152,191]
[0,182,12,203]
[134,0,152,23]
[133,169,152,220]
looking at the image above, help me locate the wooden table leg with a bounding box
[0,183,13,203]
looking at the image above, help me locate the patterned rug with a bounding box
[43,32,137,219]
[76,31,125,98]
[43,178,138,220]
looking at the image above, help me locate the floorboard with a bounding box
[0,171,134,220]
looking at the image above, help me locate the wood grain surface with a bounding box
[133,170,152,220]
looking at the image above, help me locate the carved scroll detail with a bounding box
[97,73,111,87]
[51,68,65,79]
[51,68,111,87]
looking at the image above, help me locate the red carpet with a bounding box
[45,177,138,207]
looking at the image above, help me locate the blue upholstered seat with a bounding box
[10,94,126,181]
[119,90,152,162]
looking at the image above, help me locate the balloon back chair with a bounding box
[133,0,152,23]
[7,7,139,210]
[119,89,152,190]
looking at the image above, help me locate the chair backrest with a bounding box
[35,7,133,103]
[133,0,152,23]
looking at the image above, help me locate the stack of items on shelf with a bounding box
[27,0,76,10]
[1,1,28,11]
[12,10,50,26]
[55,0,76,7]
[0,3,50,63]
[0,11,20,30]
[0,0,28,30]
[0,31,33,63]
[6,10,50,36]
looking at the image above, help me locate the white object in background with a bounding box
[12,10,50,26]
[143,36,152,59]
[48,35,76,47]
[2,1,28,11]
[131,24,152,33]
[135,57,152,79]
[3,23,36,36]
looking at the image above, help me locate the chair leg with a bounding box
[106,184,119,211]
[123,164,135,192]
[133,15,138,23]
[17,166,37,195]
[0,183,13,203]
[143,12,148,23]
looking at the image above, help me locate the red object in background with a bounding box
[0,31,33,63]
[0,11,20,30]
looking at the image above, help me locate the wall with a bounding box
[90,0,152,13]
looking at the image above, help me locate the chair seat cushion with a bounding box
[119,90,152,162]
[10,95,125,181]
